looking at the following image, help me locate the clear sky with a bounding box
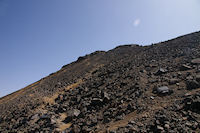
[0,0,200,97]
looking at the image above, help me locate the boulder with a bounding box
[154,86,173,95]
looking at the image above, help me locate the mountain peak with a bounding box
[1,31,200,132]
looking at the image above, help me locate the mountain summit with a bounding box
[1,31,200,132]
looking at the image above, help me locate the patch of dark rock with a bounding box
[63,116,72,123]
[55,106,66,113]
[196,74,200,82]
[77,56,86,62]
[186,80,200,90]
[55,94,64,103]
[183,99,200,114]
[103,117,111,124]
[90,98,104,107]
[126,104,135,112]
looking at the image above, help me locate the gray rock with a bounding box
[150,96,154,100]
[129,120,136,125]
[91,98,103,106]
[31,114,39,120]
[40,114,50,119]
[104,111,110,116]
[169,78,179,85]
[186,122,192,127]
[191,58,200,64]
[155,68,168,75]
[50,118,56,124]
[116,115,123,121]
[180,64,192,71]
[156,86,170,94]
[73,109,80,117]
[164,124,170,129]
[103,92,110,100]
[157,125,164,131]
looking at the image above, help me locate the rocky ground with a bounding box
[0,31,200,132]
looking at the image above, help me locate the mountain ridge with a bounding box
[0,31,200,132]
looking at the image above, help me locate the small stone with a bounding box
[103,92,110,100]
[155,68,168,75]
[31,114,39,120]
[59,95,63,101]
[156,120,160,125]
[186,122,192,127]
[164,124,170,129]
[104,111,110,116]
[129,120,136,125]
[73,109,80,117]
[51,118,56,124]
[156,86,172,95]
[126,124,133,128]
[169,78,179,85]
[191,58,200,64]
[116,115,123,120]
[150,96,154,100]
[40,114,50,119]
[182,117,187,120]
[140,69,147,73]
[157,125,164,131]
[186,76,193,80]
[180,64,192,71]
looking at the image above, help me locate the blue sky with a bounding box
[0,0,200,97]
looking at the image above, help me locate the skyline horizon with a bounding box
[1,30,199,98]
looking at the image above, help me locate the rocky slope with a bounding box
[0,31,200,132]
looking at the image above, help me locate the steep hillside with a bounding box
[0,31,200,132]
